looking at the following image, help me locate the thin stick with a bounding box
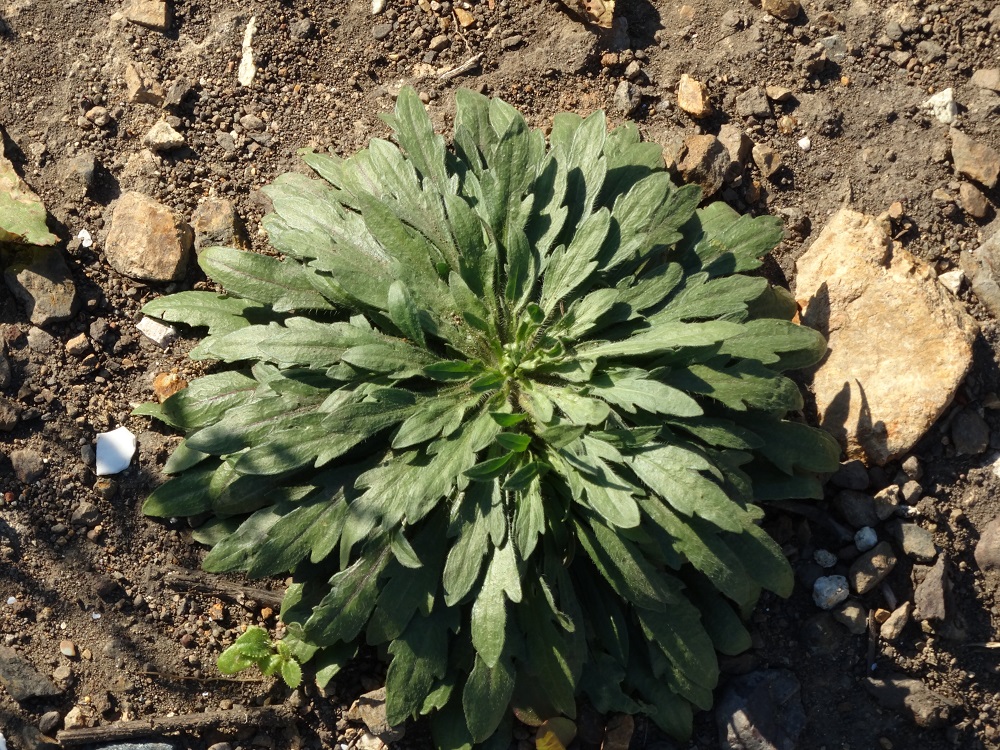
[56,705,296,746]
[438,53,484,82]
[160,565,284,610]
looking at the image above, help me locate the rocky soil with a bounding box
[2,0,1000,749]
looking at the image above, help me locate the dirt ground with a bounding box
[2,0,1000,749]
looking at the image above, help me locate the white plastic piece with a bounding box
[95,427,137,476]
[78,229,93,248]
[136,316,178,348]
[0,729,7,750]
[922,88,957,125]
[238,16,258,87]
[6,596,15,605]
[797,136,812,151]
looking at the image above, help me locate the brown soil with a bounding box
[2,0,1000,749]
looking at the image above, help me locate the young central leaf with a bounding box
[137,86,840,748]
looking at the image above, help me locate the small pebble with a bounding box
[813,575,850,610]
[855,526,878,552]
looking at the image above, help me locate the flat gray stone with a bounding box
[0,646,61,702]
[3,246,78,325]
[889,521,937,562]
[951,128,1000,189]
[10,449,45,483]
[975,515,1000,572]
[864,674,955,728]
[913,557,949,622]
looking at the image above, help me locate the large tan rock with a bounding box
[795,209,977,465]
[105,192,193,281]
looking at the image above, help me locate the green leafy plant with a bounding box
[218,625,303,688]
[136,87,839,748]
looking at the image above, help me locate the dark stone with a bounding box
[372,23,392,40]
[913,557,949,621]
[735,86,771,120]
[833,489,879,528]
[951,409,989,455]
[0,646,62,701]
[716,669,805,750]
[38,710,61,735]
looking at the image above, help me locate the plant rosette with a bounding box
[136,87,839,748]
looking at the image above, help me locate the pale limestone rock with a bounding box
[950,128,1000,189]
[718,123,752,168]
[124,62,165,105]
[238,16,258,87]
[677,74,712,118]
[921,88,957,125]
[105,192,193,281]
[123,0,170,31]
[795,209,977,465]
[143,121,184,152]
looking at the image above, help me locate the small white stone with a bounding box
[0,729,6,750]
[95,426,137,476]
[371,0,386,14]
[937,268,965,295]
[813,575,850,610]
[797,135,812,151]
[238,16,258,87]
[136,316,178,347]
[6,597,16,605]
[921,88,958,125]
[78,229,93,248]
[813,549,838,568]
[854,526,878,552]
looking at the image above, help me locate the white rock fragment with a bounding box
[854,526,878,552]
[95,427,137,476]
[372,0,386,14]
[78,229,93,248]
[937,268,964,295]
[921,88,958,125]
[238,16,258,87]
[0,730,6,750]
[813,575,850,610]
[797,136,812,151]
[6,596,16,605]
[136,316,178,348]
